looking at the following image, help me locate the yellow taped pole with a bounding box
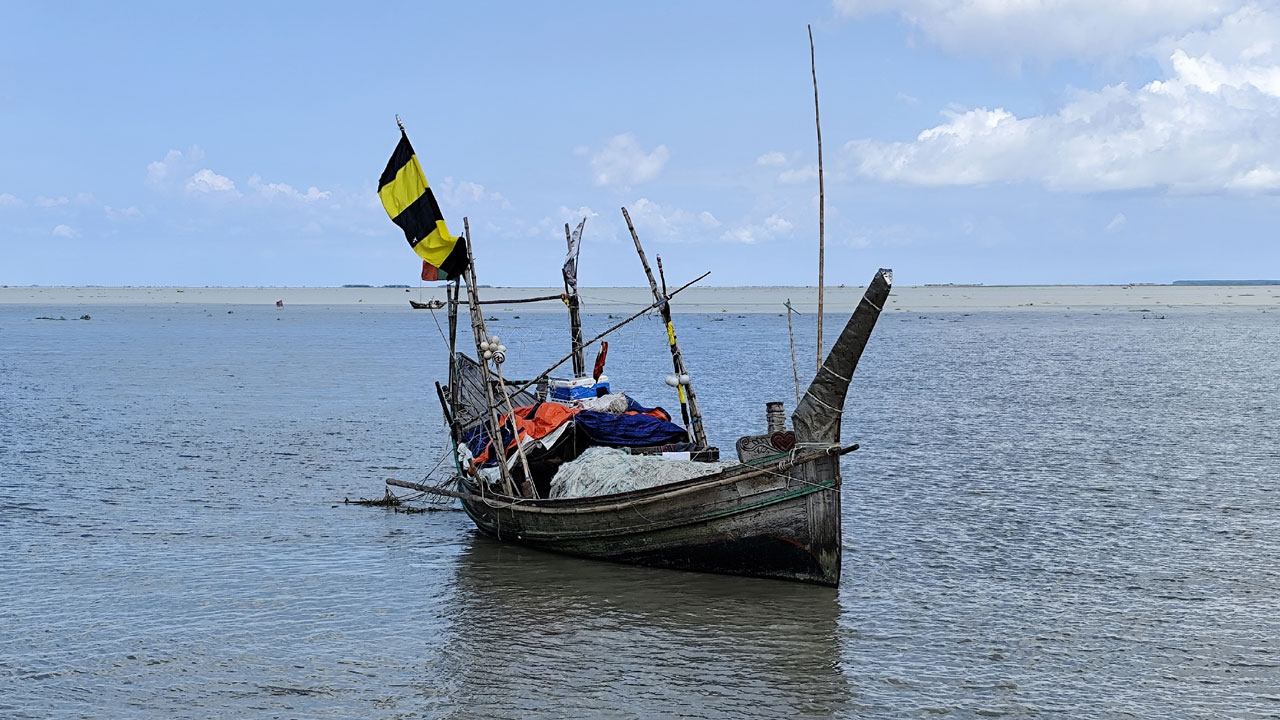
[506,271,711,398]
[622,207,707,448]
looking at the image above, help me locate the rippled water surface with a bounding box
[3,302,1279,718]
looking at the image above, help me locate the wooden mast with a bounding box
[443,276,464,475]
[447,278,460,409]
[621,206,707,448]
[563,222,586,377]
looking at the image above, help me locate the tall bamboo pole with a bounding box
[508,271,711,397]
[809,24,825,372]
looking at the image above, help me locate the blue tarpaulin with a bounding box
[574,410,689,448]
[461,396,688,467]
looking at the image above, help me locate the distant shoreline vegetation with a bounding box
[1172,280,1280,285]
[342,284,411,288]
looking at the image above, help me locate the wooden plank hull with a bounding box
[457,451,843,586]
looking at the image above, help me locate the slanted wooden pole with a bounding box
[809,24,826,372]
[508,270,711,397]
[622,206,707,448]
[461,218,531,497]
[785,299,801,404]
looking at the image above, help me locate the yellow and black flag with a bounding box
[378,130,467,281]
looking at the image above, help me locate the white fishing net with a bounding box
[572,392,631,414]
[548,446,735,499]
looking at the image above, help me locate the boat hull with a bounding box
[457,450,843,586]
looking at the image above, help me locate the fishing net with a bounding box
[548,446,734,499]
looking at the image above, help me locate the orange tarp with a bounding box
[471,401,672,467]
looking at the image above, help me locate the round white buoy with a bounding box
[679,374,691,385]
[665,375,679,387]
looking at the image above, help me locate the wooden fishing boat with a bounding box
[391,266,892,586]
[378,118,891,585]
[409,299,444,310]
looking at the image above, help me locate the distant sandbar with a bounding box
[2,284,1278,313]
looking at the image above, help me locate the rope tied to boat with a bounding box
[799,387,844,414]
[819,363,851,383]
[860,293,883,313]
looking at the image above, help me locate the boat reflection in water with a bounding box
[420,534,854,717]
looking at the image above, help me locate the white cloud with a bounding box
[756,151,788,166]
[1226,164,1280,189]
[754,151,825,185]
[247,174,331,202]
[105,205,142,220]
[778,166,819,184]
[0,193,23,207]
[590,133,670,187]
[764,215,793,233]
[35,195,68,207]
[625,198,719,241]
[51,224,78,238]
[1105,213,1127,232]
[847,7,1280,194]
[834,0,1249,65]
[720,214,794,245]
[186,169,240,196]
[558,205,599,223]
[435,177,509,209]
[147,146,204,188]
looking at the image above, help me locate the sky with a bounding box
[2,1,1280,287]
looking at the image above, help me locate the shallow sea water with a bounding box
[2,302,1279,718]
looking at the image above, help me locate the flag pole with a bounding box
[464,220,536,497]
[460,219,521,497]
